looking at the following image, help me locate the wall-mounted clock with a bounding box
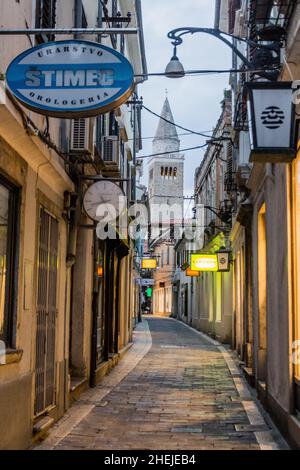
[83,180,126,222]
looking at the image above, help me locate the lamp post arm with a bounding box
[204,205,222,219]
[167,27,278,80]
[168,27,253,69]
[204,205,230,225]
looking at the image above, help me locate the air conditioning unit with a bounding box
[70,118,94,156]
[101,136,120,168]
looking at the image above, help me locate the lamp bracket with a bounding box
[167,27,282,81]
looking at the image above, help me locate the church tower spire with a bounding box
[148,97,184,213]
[152,97,180,154]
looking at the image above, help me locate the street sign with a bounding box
[6,40,134,118]
[136,279,155,286]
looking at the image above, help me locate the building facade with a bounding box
[172,234,198,326]
[0,0,147,449]
[189,0,300,448]
[222,0,300,448]
[172,91,234,342]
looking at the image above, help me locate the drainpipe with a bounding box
[135,0,148,81]
[97,0,103,41]
[90,226,99,388]
[66,183,81,267]
[131,99,137,203]
[75,0,83,37]
[89,1,105,389]
[214,0,221,30]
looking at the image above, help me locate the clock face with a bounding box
[83,181,126,222]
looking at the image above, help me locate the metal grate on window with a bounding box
[35,208,58,416]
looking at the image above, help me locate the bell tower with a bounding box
[148,97,184,216]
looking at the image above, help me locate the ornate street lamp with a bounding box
[215,247,231,273]
[165,46,185,78]
[165,27,283,81]
[247,82,297,163]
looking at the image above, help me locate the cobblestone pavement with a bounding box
[37,317,287,450]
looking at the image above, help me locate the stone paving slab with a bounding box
[36,317,288,451]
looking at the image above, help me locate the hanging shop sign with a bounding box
[247,82,296,163]
[190,254,218,272]
[186,267,200,277]
[141,258,157,270]
[216,249,231,273]
[6,40,134,118]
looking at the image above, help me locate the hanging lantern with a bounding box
[247,82,296,163]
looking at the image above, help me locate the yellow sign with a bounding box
[141,258,157,270]
[186,268,200,277]
[190,254,218,272]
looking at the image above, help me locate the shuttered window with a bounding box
[35,208,58,415]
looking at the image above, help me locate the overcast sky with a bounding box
[138,0,231,203]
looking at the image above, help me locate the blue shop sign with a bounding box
[6,40,134,118]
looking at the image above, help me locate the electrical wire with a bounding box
[137,144,207,159]
[134,67,279,78]
[142,105,213,138]
[128,130,214,141]
[150,195,195,200]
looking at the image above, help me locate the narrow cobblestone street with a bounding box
[37,317,287,451]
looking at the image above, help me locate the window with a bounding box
[109,111,119,136]
[0,176,19,346]
[174,167,178,180]
[161,167,164,177]
[36,0,57,43]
